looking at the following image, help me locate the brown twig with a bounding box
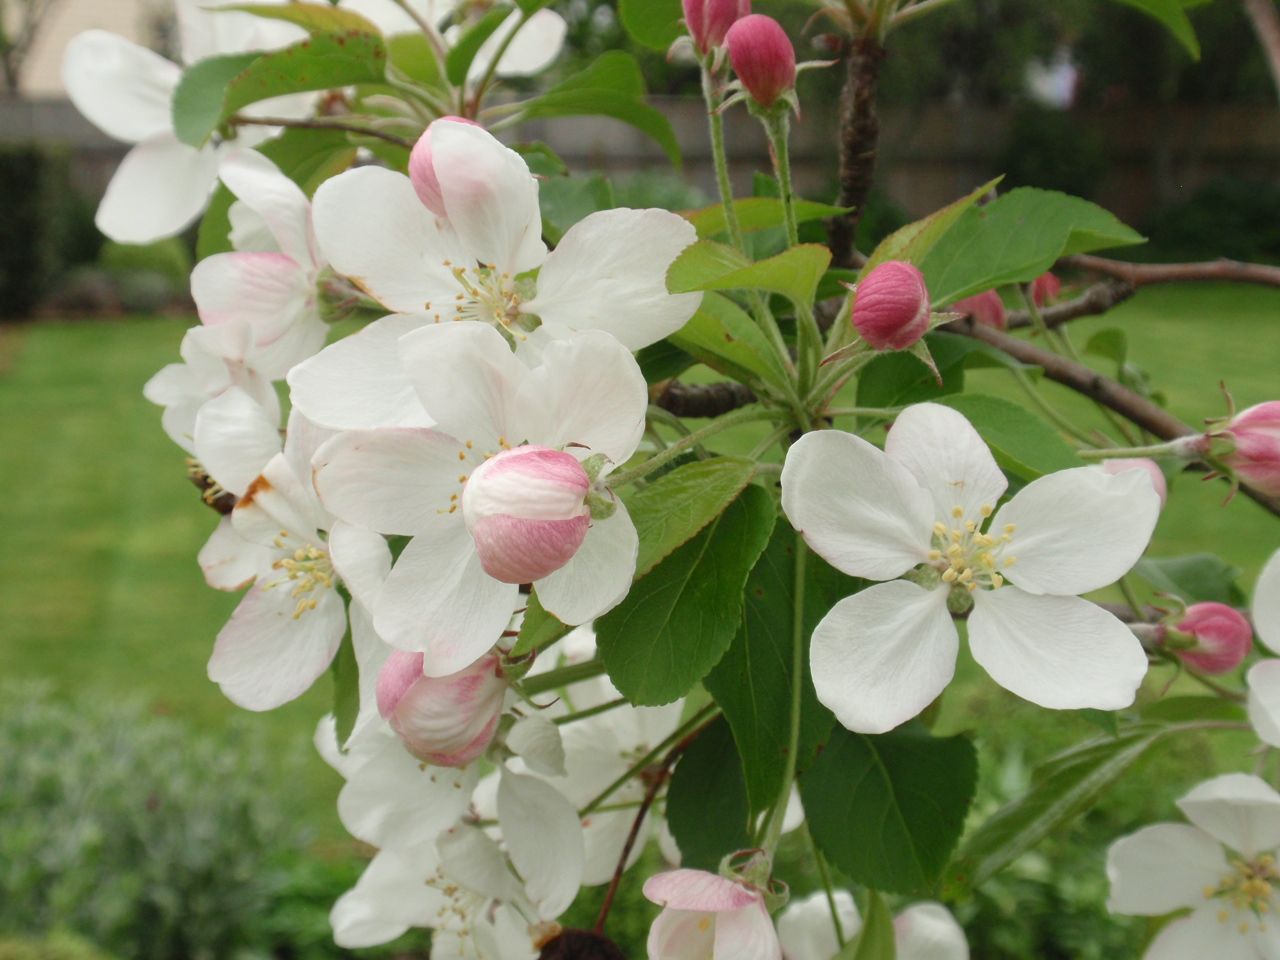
[1064,254,1280,288]
[654,380,757,418]
[828,37,887,268]
[1005,279,1136,330]
[229,115,415,149]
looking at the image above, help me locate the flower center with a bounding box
[927,504,1018,593]
[424,260,526,334]
[266,533,335,618]
[1206,855,1278,935]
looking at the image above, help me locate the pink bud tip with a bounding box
[1176,602,1253,674]
[409,116,482,217]
[725,15,796,108]
[683,0,751,53]
[462,445,592,584]
[376,649,426,718]
[1031,272,1062,307]
[1223,401,1280,496]
[376,652,506,767]
[851,260,931,351]
[1101,458,1168,507]
[952,289,1007,330]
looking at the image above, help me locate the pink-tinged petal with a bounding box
[810,581,958,734]
[885,403,1007,524]
[1248,660,1280,748]
[95,136,220,243]
[534,501,639,626]
[312,166,459,312]
[894,902,968,960]
[431,120,546,275]
[644,870,761,912]
[969,588,1147,711]
[714,901,783,960]
[648,909,717,960]
[218,149,315,265]
[383,653,505,767]
[484,9,567,79]
[287,314,432,430]
[208,582,346,710]
[523,208,701,350]
[1099,458,1168,507]
[514,329,649,465]
[329,521,392,612]
[1144,903,1265,960]
[991,466,1159,597]
[192,387,282,498]
[1177,773,1280,857]
[61,31,177,143]
[1106,824,1229,916]
[198,516,271,591]
[233,453,325,546]
[374,524,520,674]
[193,251,308,344]
[781,430,934,581]
[399,322,526,448]
[1257,549,1280,654]
[498,771,585,919]
[313,428,465,536]
[329,847,444,949]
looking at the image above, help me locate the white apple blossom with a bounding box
[781,402,1159,734]
[644,868,782,960]
[1238,550,1280,745]
[287,120,699,430]
[311,323,646,676]
[1107,773,1280,958]
[778,890,969,960]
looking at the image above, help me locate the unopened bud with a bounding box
[462,445,592,584]
[409,116,482,217]
[1220,401,1280,496]
[1031,272,1062,306]
[376,650,506,766]
[1100,458,1168,507]
[1172,602,1253,675]
[953,289,1007,330]
[851,260,931,351]
[725,15,796,109]
[683,0,750,54]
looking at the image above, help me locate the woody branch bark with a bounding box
[1065,254,1280,287]
[828,37,887,268]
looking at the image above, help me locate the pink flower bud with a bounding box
[725,15,796,108]
[1175,602,1253,675]
[1031,272,1062,306]
[376,650,506,766]
[1101,458,1168,507]
[644,869,781,959]
[462,445,592,584]
[1222,401,1280,496]
[683,0,751,53]
[408,116,482,217]
[953,289,1007,330]
[851,260,931,350]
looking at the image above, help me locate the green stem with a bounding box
[1076,437,1205,460]
[520,658,606,697]
[609,406,785,487]
[892,0,964,27]
[748,424,793,460]
[1118,575,1146,621]
[389,0,448,61]
[764,112,800,248]
[809,828,846,948]
[553,697,628,726]
[824,405,904,419]
[467,8,530,116]
[1008,366,1097,447]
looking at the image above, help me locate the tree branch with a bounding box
[1064,254,1280,288]
[1243,0,1280,105]
[653,380,757,418]
[1005,279,1136,330]
[828,37,887,269]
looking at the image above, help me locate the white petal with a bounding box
[218,149,315,265]
[534,500,638,626]
[313,427,465,536]
[714,901,783,960]
[498,771,585,919]
[330,847,443,949]
[523,209,701,350]
[438,824,527,904]
[1105,824,1229,915]
[431,120,546,275]
[374,525,519,675]
[192,387,282,497]
[399,322,526,448]
[61,31,177,143]
[282,407,335,481]
[228,199,277,252]
[810,581,958,734]
[96,136,220,244]
[968,588,1147,711]
[1177,773,1280,857]
[176,0,305,63]
[192,252,309,351]
[329,521,392,611]
[581,796,650,886]
[778,890,861,960]
[198,516,271,590]
[208,583,346,710]
[1249,660,1280,749]
[1144,903,1266,960]
[349,600,393,738]
[287,314,432,430]
[648,909,716,960]
[507,715,566,777]
[485,9,567,78]
[232,452,326,547]
[781,430,934,581]
[894,902,969,960]
[312,166,459,312]
[1257,550,1280,654]
[991,466,1159,596]
[884,403,1007,524]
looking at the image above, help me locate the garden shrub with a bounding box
[1142,176,1280,263]
[0,145,71,321]
[0,932,118,960]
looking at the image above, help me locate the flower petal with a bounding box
[198,516,271,591]
[485,9,567,78]
[523,209,701,350]
[507,715,567,777]
[192,252,308,345]
[810,581,957,734]
[1144,903,1266,960]
[1105,823,1229,916]
[884,402,1007,524]
[894,902,969,960]
[648,909,717,960]
[1177,773,1280,857]
[498,771,585,919]
[1248,660,1280,748]
[991,466,1159,596]
[1257,549,1280,654]
[644,870,762,912]
[330,847,443,949]
[95,136,219,243]
[232,452,325,547]
[218,148,315,265]
[714,901,783,960]
[349,600,392,738]
[533,501,638,626]
[61,31,177,143]
[968,588,1147,711]
[781,430,934,580]
[192,387,282,497]
[329,521,392,612]
[437,823,525,904]
[778,890,861,960]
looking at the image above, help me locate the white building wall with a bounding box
[16,0,153,97]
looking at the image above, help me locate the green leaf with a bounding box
[669,292,788,389]
[618,0,684,51]
[547,49,646,98]
[667,239,750,293]
[669,242,833,310]
[1134,554,1246,605]
[802,725,978,895]
[1085,328,1128,369]
[665,716,752,870]
[623,456,759,579]
[388,33,445,89]
[862,177,1001,274]
[538,173,616,245]
[173,31,390,147]
[331,630,360,747]
[704,525,842,815]
[854,332,974,423]
[514,0,554,12]
[1106,0,1200,58]
[513,141,567,178]
[517,89,682,167]
[635,340,696,384]
[597,485,776,705]
[445,5,509,85]
[920,188,1145,307]
[938,394,1082,480]
[222,2,381,33]
[839,890,897,960]
[685,197,849,240]
[511,591,570,658]
[1079,709,1121,738]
